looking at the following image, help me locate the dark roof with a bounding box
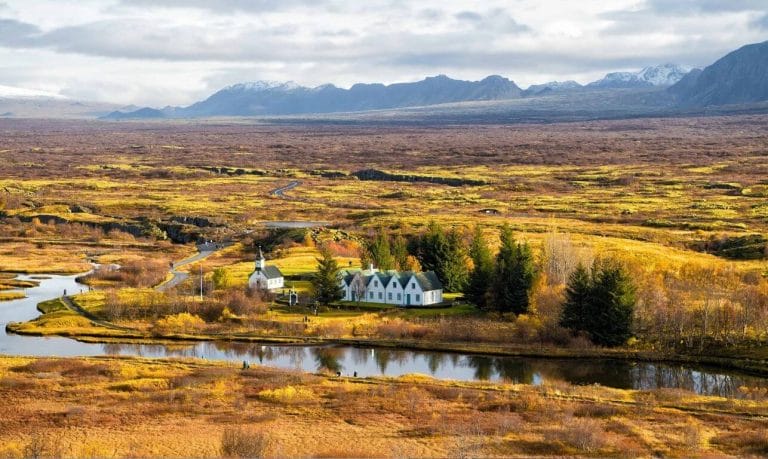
[256,265,283,280]
[414,271,442,291]
[339,269,442,291]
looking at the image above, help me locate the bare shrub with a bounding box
[543,417,607,452]
[220,427,270,459]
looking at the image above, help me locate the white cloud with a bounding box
[0,0,764,105]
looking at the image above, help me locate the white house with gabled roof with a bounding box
[340,264,443,306]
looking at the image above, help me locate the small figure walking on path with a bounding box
[353,371,357,377]
[63,289,67,297]
[242,360,250,370]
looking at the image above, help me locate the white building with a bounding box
[248,248,284,291]
[340,265,443,306]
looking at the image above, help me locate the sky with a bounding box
[0,0,766,106]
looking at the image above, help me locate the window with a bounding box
[374,280,378,287]
[369,291,374,299]
[388,292,392,300]
[411,283,415,289]
[415,294,421,302]
[378,292,383,300]
[397,293,401,300]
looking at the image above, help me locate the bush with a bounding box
[543,417,607,452]
[152,313,205,334]
[220,428,270,459]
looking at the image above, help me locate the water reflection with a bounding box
[2,273,767,398]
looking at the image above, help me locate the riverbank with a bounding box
[0,354,766,458]
[8,315,768,379]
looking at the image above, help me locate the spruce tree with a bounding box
[589,260,636,347]
[559,263,591,331]
[416,221,447,273]
[391,234,410,271]
[312,247,344,305]
[466,225,493,308]
[440,228,469,292]
[559,259,636,347]
[491,225,536,314]
[364,229,395,270]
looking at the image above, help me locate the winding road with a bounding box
[156,242,226,292]
[270,180,301,198]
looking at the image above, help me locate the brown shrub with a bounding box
[220,427,270,459]
[543,417,608,452]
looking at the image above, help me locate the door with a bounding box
[406,294,411,306]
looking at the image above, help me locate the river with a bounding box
[1,273,765,397]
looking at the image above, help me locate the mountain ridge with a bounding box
[669,40,768,107]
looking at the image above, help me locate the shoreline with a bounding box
[7,321,768,378]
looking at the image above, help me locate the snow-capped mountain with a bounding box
[523,80,583,96]
[588,64,692,89]
[225,81,302,92]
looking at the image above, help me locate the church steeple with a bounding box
[256,246,266,270]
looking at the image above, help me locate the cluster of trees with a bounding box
[560,260,636,347]
[360,222,637,347]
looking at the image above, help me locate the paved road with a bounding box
[156,242,227,292]
[270,180,301,198]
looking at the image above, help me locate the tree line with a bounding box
[357,222,637,347]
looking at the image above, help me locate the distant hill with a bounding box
[669,40,768,107]
[171,75,522,117]
[103,107,166,120]
[522,80,582,97]
[588,64,691,89]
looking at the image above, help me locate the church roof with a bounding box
[256,265,283,279]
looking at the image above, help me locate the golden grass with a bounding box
[0,355,765,458]
[0,291,25,301]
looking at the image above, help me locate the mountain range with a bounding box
[104,64,693,119]
[2,40,767,121]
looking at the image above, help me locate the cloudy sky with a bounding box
[0,0,766,105]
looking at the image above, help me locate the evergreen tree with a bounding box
[589,259,636,347]
[559,259,636,347]
[559,263,591,331]
[391,234,410,271]
[465,225,493,308]
[490,225,536,314]
[415,221,447,273]
[363,228,395,270]
[312,247,344,305]
[440,228,469,292]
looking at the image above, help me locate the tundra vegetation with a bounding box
[2,116,768,456]
[0,356,767,458]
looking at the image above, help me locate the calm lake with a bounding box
[1,273,766,398]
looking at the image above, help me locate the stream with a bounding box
[1,273,766,397]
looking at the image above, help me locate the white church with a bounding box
[340,265,444,306]
[248,247,284,291]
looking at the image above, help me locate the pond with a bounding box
[1,273,766,398]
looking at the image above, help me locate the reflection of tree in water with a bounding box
[533,359,635,389]
[465,356,494,380]
[312,347,344,374]
[426,352,446,374]
[493,358,535,384]
[373,349,411,375]
[213,341,257,358]
[351,348,371,366]
[631,364,761,397]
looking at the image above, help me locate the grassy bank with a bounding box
[0,355,766,458]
